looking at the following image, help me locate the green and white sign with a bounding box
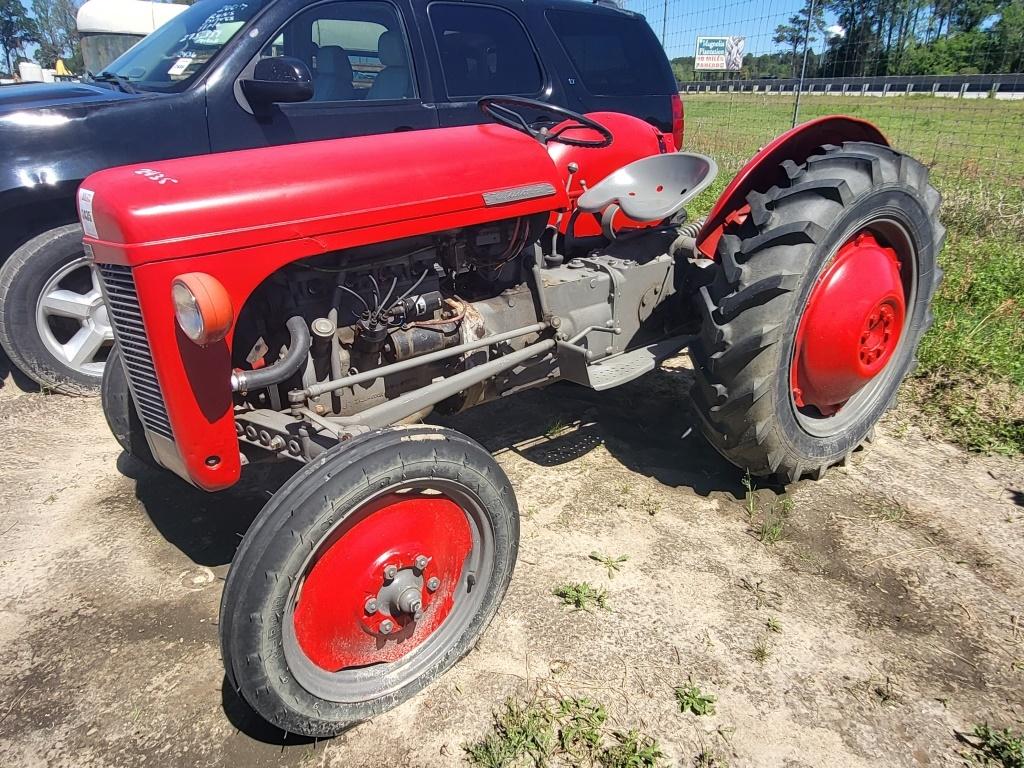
[695,36,746,71]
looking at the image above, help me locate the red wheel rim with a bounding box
[291,493,473,672]
[791,231,907,417]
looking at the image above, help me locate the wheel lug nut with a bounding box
[427,577,440,592]
[379,619,394,635]
[383,564,398,580]
[414,554,429,571]
[364,598,378,614]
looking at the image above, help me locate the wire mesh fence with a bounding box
[623,0,1024,191]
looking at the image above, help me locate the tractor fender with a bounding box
[696,116,888,259]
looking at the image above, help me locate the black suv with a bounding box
[0,0,680,394]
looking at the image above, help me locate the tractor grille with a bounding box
[97,264,174,440]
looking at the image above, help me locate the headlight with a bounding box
[171,273,233,345]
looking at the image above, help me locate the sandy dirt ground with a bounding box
[0,352,1022,768]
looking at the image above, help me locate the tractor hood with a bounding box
[80,124,570,266]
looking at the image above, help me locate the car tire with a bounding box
[0,224,113,395]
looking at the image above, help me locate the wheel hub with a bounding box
[791,232,906,416]
[291,493,472,672]
[35,259,114,375]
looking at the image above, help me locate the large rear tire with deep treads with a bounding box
[690,141,945,483]
[220,425,519,737]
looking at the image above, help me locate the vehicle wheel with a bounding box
[690,141,945,482]
[0,224,113,395]
[220,425,519,737]
[100,346,157,468]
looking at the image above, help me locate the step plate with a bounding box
[581,336,693,391]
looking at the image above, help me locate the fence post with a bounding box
[791,0,816,127]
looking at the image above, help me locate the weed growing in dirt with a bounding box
[739,577,782,611]
[674,680,717,716]
[751,637,773,664]
[464,698,555,767]
[959,722,1024,767]
[464,697,664,768]
[557,698,607,760]
[694,748,730,767]
[875,498,909,524]
[546,419,568,439]
[872,677,900,706]
[555,582,609,611]
[741,473,793,545]
[640,495,661,516]
[766,616,782,633]
[601,730,663,767]
[590,551,629,579]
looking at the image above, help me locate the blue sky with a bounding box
[622,0,832,59]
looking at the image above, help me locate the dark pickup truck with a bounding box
[0,0,681,394]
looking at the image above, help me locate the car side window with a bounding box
[428,3,542,99]
[260,1,415,102]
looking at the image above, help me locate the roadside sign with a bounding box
[695,36,746,71]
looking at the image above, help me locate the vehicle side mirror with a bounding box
[241,57,313,110]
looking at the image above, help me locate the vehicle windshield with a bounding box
[99,0,267,92]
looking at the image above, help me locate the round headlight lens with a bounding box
[171,273,234,346]
[172,281,204,341]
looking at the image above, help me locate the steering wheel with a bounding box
[477,96,613,148]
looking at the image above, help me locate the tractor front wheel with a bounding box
[219,425,519,737]
[690,141,945,482]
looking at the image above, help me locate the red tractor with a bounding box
[84,97,943,736]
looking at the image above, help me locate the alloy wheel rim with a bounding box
[34,256,113,376]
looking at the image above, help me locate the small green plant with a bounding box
[464,698,556,767]
[960,722,1024,767]
[674,679,717,716]
[640,495,661,516]
[754,497,792,545]
[546,419,568,438]
[742,470,757,522]
[557,698,607,760]
[741,473,792,545]
[590,551,629,578]
[765,616,782,633]
[694,748,729,767]
[599,729,664,768]
[555,582,609,611]
[465,697,663,768]
[875,497,909,524]
[751,637,772,664]
[738,577,781,611]
[872,676,899,706]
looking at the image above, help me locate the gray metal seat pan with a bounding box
[577,152,718,222]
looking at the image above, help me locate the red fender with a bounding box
[696,116,888,259]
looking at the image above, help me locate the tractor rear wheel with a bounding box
[219,425,519,737]
[690,141,945,482]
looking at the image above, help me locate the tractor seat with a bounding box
[577,152,718,225]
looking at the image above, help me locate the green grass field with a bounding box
[683,93,1024,454]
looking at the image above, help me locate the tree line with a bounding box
[672,0,1024,81]
[1,0,85,77]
